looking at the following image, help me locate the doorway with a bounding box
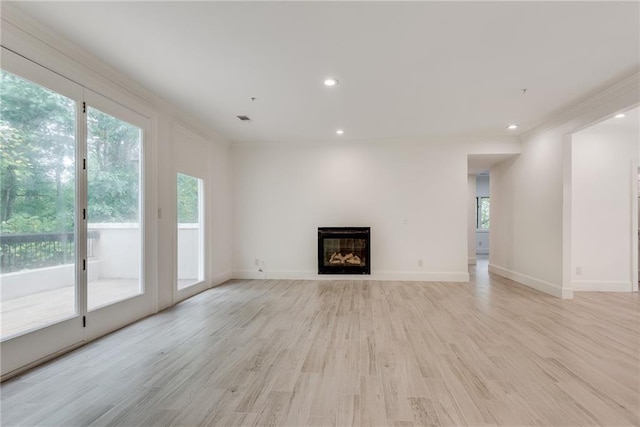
[566,106,639,292]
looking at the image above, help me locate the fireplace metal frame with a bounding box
[317,227,370,275]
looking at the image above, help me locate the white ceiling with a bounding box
[10,1,640,145]
[468,154,518,175]
[580,106,640,135]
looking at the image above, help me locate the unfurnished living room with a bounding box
[0,1,639,426]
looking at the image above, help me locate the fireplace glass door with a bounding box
[318,227,370,274]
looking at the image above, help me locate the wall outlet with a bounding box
[575,266,582,276]
[418,259,423,267]
[254,258,259,266]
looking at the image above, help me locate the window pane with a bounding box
[0,70,77,338]
[480,197,490,229]
[87,107,142,310]
[177,173,203,290]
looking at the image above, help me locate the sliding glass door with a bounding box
[1,48,85,376]
[0,67,78,338]
[86,106,143,310]
[0,48,153,377]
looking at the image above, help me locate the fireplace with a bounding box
[318,227,370,275]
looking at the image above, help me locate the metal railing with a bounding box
[0,231,99,273]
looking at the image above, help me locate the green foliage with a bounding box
[480,197,490,229]
[1,70,75,233]
[1,213,48,233]
[1,69,199,239]
[0,70,143,233]
[87,107,140,223]
[177,173,199,223]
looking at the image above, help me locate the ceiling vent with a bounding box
[236,115,251,121]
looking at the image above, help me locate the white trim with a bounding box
[523,72,640,141]
[174,280,210,304]
[631,161,638,292]
[489,263,572,299]
[562,133,573,293]
[468,257,477,265]
[0,341,84,383]
[572,281,633,292]
[211,272,233,287]
[0,316,84,377]
[232,270,470,282]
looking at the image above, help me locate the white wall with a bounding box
[233,142,467,281]
[467,175,477,264]
[475,175,490,254]
[490,73,639,299]
[176,225,200,281]
[490,129,566,296]
[571,128,638,291]
[232,139,519,281]
[89,224,140,279]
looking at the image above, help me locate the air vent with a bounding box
[236,115,251,121]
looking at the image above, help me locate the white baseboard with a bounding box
[488,263,572,299]
[572,280,632,292]
[232,270,469,282]
[468,257,477,265]
[232,270,276,280]
[211,271,233,287]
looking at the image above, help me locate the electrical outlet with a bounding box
[254,258,259,266]
[576,266,582,275]
[418,259,423,267]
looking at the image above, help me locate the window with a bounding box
[86,106,143,310]
[477,196,490,229]
[0,69,78,338]
[177,173,204,290]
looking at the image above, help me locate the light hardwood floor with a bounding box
[1,262,639,426]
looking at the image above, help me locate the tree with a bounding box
[177,173,199,223]
[87,107,140,223]
[1,70,75,233]
[1,70,142,233]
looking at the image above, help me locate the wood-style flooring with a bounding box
[1,262,639,426]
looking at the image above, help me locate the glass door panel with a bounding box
[86,107,142,310]
[177,173,204,290]
[0,69,78,339]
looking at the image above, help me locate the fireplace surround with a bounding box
[318,227,370,275]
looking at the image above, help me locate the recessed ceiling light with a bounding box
[507,124,518,130]
[324,78,339,87]
[336,129,344,135]
[615,113,626,119]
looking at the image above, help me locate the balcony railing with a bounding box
[0,231,100,273]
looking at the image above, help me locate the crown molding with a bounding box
[1,3,231,147]
[521,71,640,140]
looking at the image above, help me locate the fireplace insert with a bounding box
[318,227,370,274]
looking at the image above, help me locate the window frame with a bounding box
[476,196,490,230]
